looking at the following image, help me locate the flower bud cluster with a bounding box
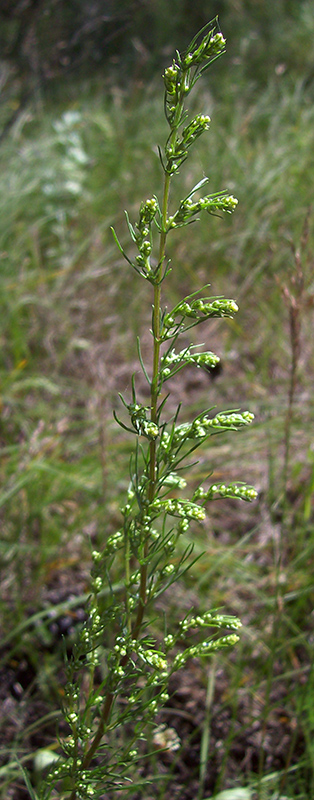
[163,25,226,131]
[129,403,159,440]
[179,611,242,634]
[50,760,74,780]
[106,635,132,682]
[163,59,188,129]
[177,517,190,534]
[87,649,100,667]
[127,596,137,611]
[194,482,258,503]
[211,411,254,427]
[161,564,175,576]
[167,193,238,227]
[160,346,220,378]
[163,62,180,96]
[113,635,128,658]
[173,633,239,669]
[105,530,124,554]
[135,245,152,278]
[165,114,211,174]
[162,298,238,335]
[151,497,206,522]
[136,645,168,673]
[141,420,159,439]
[92,576,102,593]
[182,31,226,69]
[89,606,101,632]
[182,115,211,146]
[133,197,157,279]
[138,197,158,229]
[160,411,254,456]
[74,777,95,797]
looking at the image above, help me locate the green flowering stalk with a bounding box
[40,18,256,800]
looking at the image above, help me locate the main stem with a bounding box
[131,81,184,638]
[68,171,172,800]
[129,169,171,639]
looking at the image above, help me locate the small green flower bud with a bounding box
[87,650,100,666]
[142,421,159,440]
[163,564,175,575]
[136,253,145,266]
[163,63,180,94]
[67,712,78,724]
[140,197,157,225]
[141,240,152,256]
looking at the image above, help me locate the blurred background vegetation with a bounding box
[1,2,314,799]
[1,0,314,95]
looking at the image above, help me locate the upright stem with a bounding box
[283,302,300,502]
[69,170,173,800]
[130,169,171,640]
[68,68,189,796]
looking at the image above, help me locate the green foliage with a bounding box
[22,19,257,800]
